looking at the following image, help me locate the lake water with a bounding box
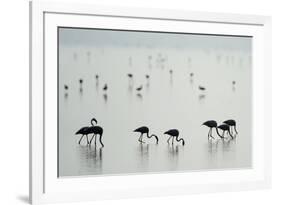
[58,29,252,177]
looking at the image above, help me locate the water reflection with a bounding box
[198,94,206,101]
[77,145,103,174]
[103,93,108,103]
[137,143,150,169]
[167,144,183,170]
[136,93,143,100]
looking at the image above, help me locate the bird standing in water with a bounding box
[103,84,108,91]
[217,124,234,139]
[202,120,222,139]
[223,119,238,135]
[133,126,158,144]
[164,129,185,146]
[136,85,143,92]
[75,118,98,145]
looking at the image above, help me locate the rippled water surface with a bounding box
[58,28,252,177]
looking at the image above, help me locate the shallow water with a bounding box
[58,30,252,177]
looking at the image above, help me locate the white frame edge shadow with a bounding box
[29,1,272,204]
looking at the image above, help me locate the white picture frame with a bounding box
[29,1,272,204]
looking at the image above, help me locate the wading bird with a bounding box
[202,120,222,139]
[164,129,185,146]
[64,85,68,90]
[199,86,206,91]
[190,73,194,77]
[223,119,238,135]
[103,84,108,91]
[136,85,143,92]
[79,79,83,85]
[217,124,234,139]
[75,118,98,145]
[127,73,133,78]
[89,125,104,147]
[133,126,158,144]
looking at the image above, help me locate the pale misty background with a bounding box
[58,28,252,177]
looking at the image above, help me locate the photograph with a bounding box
[58,27,252,177]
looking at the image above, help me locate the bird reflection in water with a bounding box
[167,144,182,169]
[136,93,143,100]
[198,94,206,101]
[78,145,103,173]
[208,139,219,154]
[103,93,108,103]
[137,143,150,169]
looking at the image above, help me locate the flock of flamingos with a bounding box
[75,117,238,147]
[64,53,238,148]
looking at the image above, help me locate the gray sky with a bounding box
[59,27,252,51]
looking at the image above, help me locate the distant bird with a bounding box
[127,73,133,78]
[199,86,206,91]
[169,69,173,74]
[232,81,236,85]
[79,79,83,85]
[190,73,194,77]
[145,74,150,79]
[64,85,68,90]
[75,118,98,145]
[202,120,222,139]
[136,85,143,92]
[95,75,99,80]
[223,119,238,135]
[103,84,108,91]
[164,129,185,146]
[89,125,104,147]
[217,124,234,139]
[133,126,158,144]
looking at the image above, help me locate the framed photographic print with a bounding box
[29,1,271,204]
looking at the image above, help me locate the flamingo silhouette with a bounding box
[199,86,206,91]
[202,120,222,139]
[64,85,68,90]
[89,125,104,147]
[103,84,108,91]
[223,119,238,135]
[217,124,234,139]
[136,85,143,92]
[164,129,185,146]
[75,118,97,144]
[133,126,158,144]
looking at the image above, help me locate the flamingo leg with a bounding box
[207,128,211,139]
[209,128,215,139]
[86,135,90,145]
[222,131,225,138]
[234,126,238,134]
[90,134,95,145]
[167,136,172,144]
[138,134,143,143]
[172,136,175,145]
[78,135,84,144]
[99,134,104,147]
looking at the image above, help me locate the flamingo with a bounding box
[223,119,238,135]
[133,126,158,144]
[89,126,104,147]
[64,85,68,90]
[103,84,108,91]
[217,124,234,139]
[202,120,222,139]
[136,85,143,92]
[164,129,185,146]
[199,86,206,91]
[75,118,97,144]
